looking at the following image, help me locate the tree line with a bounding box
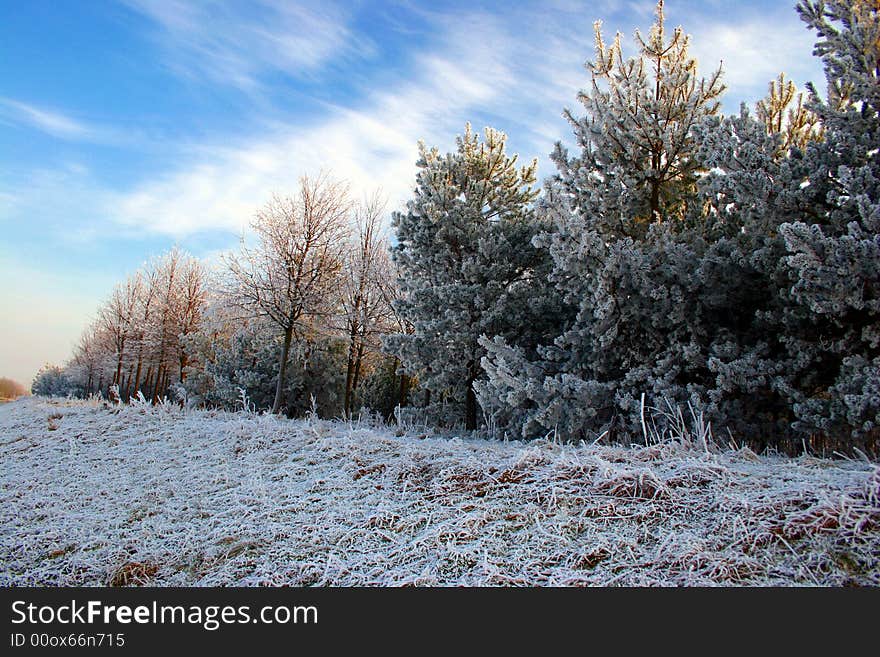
[34,247,208,403]
[35,174,410,420]
[0,378,28,401]
[35,0,879,455]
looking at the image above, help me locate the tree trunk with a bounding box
[115,352,124,388]
[142,366,153,401]
[123,363,134,400]
[650,176,661,223]
[398,371,409,409]
[344,335,358,417]
[272,326,294,414]
[465,379,478,431]
[133,356,143,399]
[352,342,365,394]
[152,365,164,403]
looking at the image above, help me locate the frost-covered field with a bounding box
[1,397,878,586]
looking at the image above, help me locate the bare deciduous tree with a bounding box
[226,172,352,414]
[68,327,101,395]
[339,192,396,415]
[66,247,208,403]
[170,254,209,384]
[378,259,416,411]
[0,377,28,400]
[99,273,142,392]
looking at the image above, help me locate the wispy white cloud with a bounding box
[125,0,372,91]
[68,1,830,239]
[0,162,131,249]
[0,98,95,140]
[110,47,506,236]
[0,97,145,148]
[688,13,824,109]
[107,5,582,239]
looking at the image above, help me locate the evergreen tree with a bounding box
[635,0,880,452]
[386,124,551,430]
[481,1,725,441]
[32,365,77,398]
[552,0,724,237]
[687,103,803,448]
[777,0,880,448]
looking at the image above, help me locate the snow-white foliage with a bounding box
[2,397,877,586]
[479,3,726,443]
[480,0,880,453]
[387,123,558,430]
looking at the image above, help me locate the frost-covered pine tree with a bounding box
[481,1,725,441]
[624,0,879,452]
[552,0,724,237]
[386,124,555,431]
[31,364,76,398]
[777,0,880,448]
[673,55,823,443]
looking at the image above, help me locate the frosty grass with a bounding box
[1,396,877,586]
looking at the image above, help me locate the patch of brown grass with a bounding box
[47,413,62,431]
[353,463,386,480]
[495,468,531,485]
[45,544,76,560]
[598,469,668,500]
[108,561,160,586]
[573,548,611,570]
[434,469,492,498]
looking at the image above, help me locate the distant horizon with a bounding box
[1,0,825,386]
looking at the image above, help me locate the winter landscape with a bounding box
[2,0,880,587]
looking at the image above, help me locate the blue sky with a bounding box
[0,0,825,386]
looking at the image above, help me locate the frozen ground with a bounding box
[0,396,877,586]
